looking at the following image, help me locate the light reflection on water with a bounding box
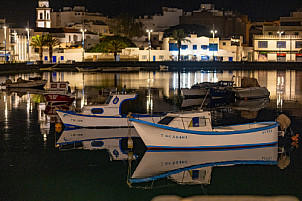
[0,69,301,200]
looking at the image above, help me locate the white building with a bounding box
[51,6,111,35]
[36,0,51,28]
[253,35,302,62]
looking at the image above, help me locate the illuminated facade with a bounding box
[36,0,51,28]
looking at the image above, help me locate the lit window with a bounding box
[277,41,286,48]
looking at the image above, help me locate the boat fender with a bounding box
[276,114,291,131]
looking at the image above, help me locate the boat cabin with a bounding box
[157,111,212,131]
[82,93,138,116]
[47,81,71,93]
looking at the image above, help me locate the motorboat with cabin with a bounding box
[56,93,163,128]
[44,81,75,104]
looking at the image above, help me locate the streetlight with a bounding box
[211,28,217,61]
[3,25,7,62]
[80,28,86,62]
[277,31,283,62]
[26,28,30,61]
[146,29,153,61]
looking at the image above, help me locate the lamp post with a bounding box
[146,29,153,61]
[277,31,283,62]
[211,27,217,61]
[26,28,30,61]
[3,25,7,62]
[80,29,86,62]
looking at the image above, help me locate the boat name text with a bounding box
[161,134,187,139]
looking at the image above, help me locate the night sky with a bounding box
[0,0,301,28]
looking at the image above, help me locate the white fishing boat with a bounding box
[56,128,139,160]
[231,87,270,99]
[57,93,163,128]
[129,145,278,183]
[130,111,279,150]
[2,77,47,89]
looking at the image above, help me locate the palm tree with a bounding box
[30,35,46,63]
[45,34,60,63]
[170,29,190,61]
[104,39,127,61]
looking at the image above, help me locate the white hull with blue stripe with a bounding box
[56,93,162,128]
[130,145,278,184]
[130,111,279,150]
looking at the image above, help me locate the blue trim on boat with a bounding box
[130,118,278,135]
[146,143,278,152]
[118,94,137,115]
[146,141,278,150]
[56,136,138,146]
[129,160,277,183]
[57,110,163,119]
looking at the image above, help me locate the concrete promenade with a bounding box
[0,61,302,75]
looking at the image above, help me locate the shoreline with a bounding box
[0,61,302,75]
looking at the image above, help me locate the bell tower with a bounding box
[36,0,51,28]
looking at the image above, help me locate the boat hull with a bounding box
[44,93,75,104]
[4,80,47,89]
[232,87,270,99]
[131,119,278,150]
[57,110,162,128]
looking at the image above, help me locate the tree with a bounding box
[104,38,127,61]
[87,35,136,61]
[109,14,145,39]
[170,29,190,61]
[44,34,60,63]
[30,35,46,62]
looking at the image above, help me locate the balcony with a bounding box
[254,35,302,40]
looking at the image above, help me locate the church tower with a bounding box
[36,0,51,28]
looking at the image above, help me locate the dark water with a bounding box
[0,69,302,201]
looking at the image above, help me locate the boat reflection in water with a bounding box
[56,128,140,160]
[129,145,279,185]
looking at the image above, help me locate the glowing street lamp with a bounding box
[146,29,153,61]
[211,28,217,61]
[3,25,7,62]
[277,31,283,62]
[26,28,30,61]
[80,29,86,62]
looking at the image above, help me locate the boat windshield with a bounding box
[158,117,175,125]
[105,95,113,104]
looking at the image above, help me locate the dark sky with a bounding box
[0,0,301,28]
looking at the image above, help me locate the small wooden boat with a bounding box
[57,93,163,128]
[44,81,75,104]
[129,145,278,184]
[130,111,279,150]
[75,67,103,72]
[2,77,47,89]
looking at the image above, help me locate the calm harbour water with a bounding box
[0,69,302,201]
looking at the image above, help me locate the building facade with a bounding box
[36,0,51,28]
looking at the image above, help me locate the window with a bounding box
[158,117,175,125]
[201,45,208,50]
[61,56,64,60]
[258,41,268,48]
[277,41,286,48]
[159,55,164,59]
[105,96,113,104]
[91,108,104,114]
[189,117,206,127]
[209,43,218,51]
[295,32,299,36]
[223,42,226,46]
[60,84,66,88]
[142,55,147,59]
[40,13,43,19]
[295,41,302,48]
[181,45,188,50]
[193,45,197,50]
[46,13,49,20]
[44,56,48,61]
[169,43,178,51]
[268,32,272,35]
